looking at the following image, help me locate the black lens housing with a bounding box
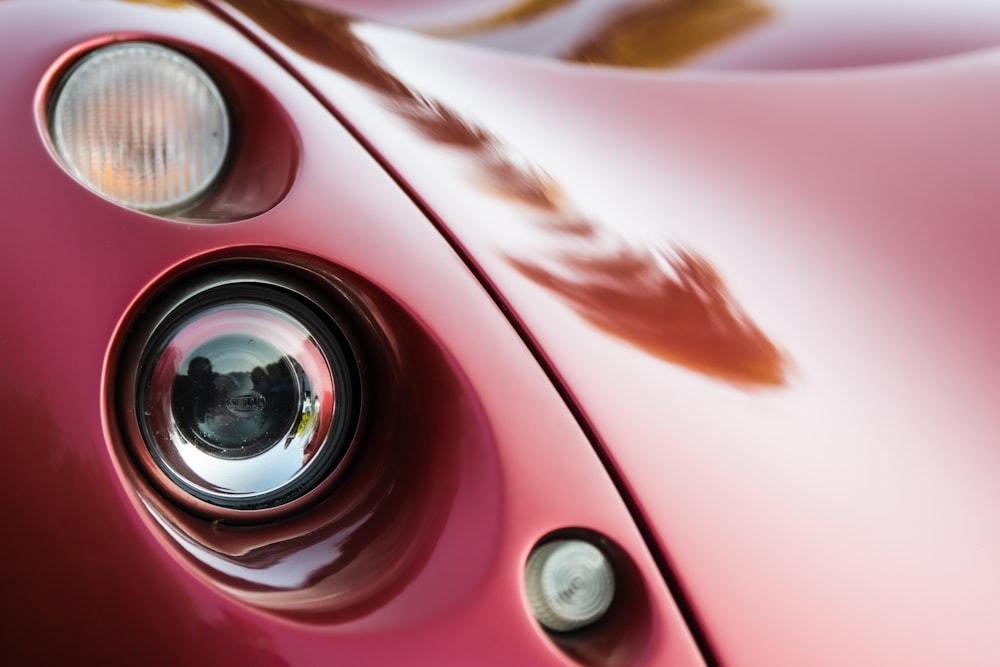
[119,267,363,520]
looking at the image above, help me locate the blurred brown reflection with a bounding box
[421,0,577,38]
[124,0,189,7]
[413,0,772,69]
[511,239,787,386]
[228,0,566,210]
[567,0,773,68]
[228,0,787,387]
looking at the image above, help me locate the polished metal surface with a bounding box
[135,288,343,510]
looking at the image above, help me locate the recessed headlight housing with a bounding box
[122,274,360,518]
[49,41,230,214]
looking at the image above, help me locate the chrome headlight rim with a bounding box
[119,267,363,521]
[47,40,232,215]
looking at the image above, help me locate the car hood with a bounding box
[208,2,1000,664]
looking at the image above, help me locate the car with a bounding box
[3,0,1000,665]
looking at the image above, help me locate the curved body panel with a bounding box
[0,1,702,664]
[6,0,1000,665]
[206,2,1000,665]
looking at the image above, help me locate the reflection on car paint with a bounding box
[419,0,577,38]
[564,0,774,68]
[229,0,788,388]
[119,277,494,620]
[415,0,774,69]
[509,238,788,387]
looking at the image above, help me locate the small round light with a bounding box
[134,283,355,512]
[525,539,616,632]
[49,42,229,213]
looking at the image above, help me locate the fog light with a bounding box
[133,282,355,512]
[525,539,616,632]
[49,42,229,213]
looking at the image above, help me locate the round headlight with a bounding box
[132,281,357,513]
[49,42,230,213]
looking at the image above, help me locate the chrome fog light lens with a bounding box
[525,539,616,632]
[49,42,229,213]
[135,283,354,511]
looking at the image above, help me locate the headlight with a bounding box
[49,41,230,213]
[130,278,358,515]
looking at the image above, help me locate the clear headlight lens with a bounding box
[525,539,616,632]
[49,42,229,213]
[136,284,353,511]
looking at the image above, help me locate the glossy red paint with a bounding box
[0,1,703,665]
[205,1,1000,666]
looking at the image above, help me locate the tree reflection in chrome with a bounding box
[171,337,301,459]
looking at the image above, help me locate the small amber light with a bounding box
[49,42,230,213]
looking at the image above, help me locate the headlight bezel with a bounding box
[116,262,365,522]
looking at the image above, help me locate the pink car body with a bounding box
[2,1,1000,665]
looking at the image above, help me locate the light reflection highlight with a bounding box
[228,0,788,387]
